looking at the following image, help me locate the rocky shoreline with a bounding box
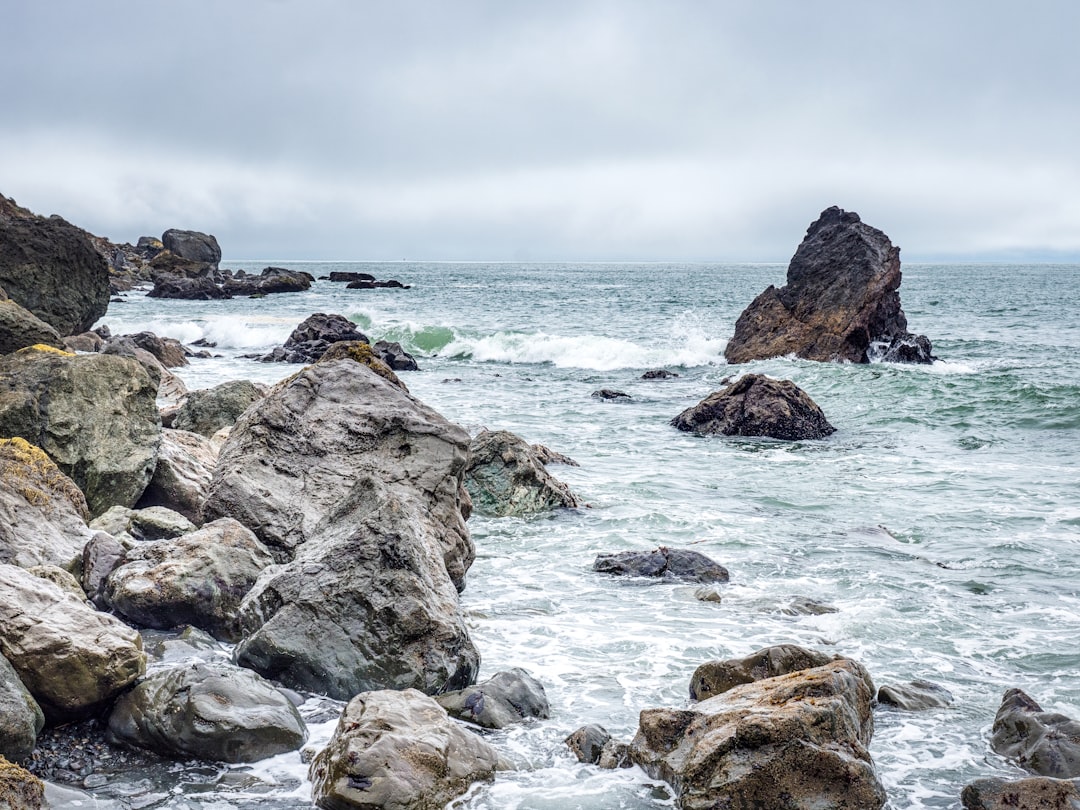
[0,194,1062,809]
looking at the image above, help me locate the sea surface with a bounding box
[77,261,1080,809]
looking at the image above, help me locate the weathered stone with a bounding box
[0,195,109,336]
[172,379,265,438]
[671,373,835,440]
[328,271,375,283]
[80,531,127,609]
[689,644,838,701]
[62,330,104,353]
[594,546,729,585]
[318,341,407,390]
[372,339,419,371]
[309,689,499,810]
[464,429,579,517]
[566,724,612,764]
[136,428,218,522]
[876,679,954,711]
[642,369,679,379]
[725,206,933,365]
[0,654,43,763]
[0,348,161,516]
[0,563,145,722]
[161,229,221,269]
[436,668,549,728]
[107,662,306,763]
[26,564,86,601]
[0,755,44,809]
[121,331,189,368]
[147,273,230,300]
[0,437,92,573]
[90,504,196,542]
[530,443,579,466]
[260,312,368,364]
[221,267,312,296]
[0,301,64,355]
[992,689,1080,778]
[631,659,886,810]
[962,776,1080,810]
[105,518,273,642]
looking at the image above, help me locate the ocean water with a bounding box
[83,262,1080,809]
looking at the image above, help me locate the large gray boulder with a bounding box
[672,374,835,441]
[0,653,43,763]
[0,437,93,573]
[161,229,221,269]
[436,668,550,729]
[689,644,837,701]
[0,299,64,355]
[464,429,579,517]
[105,518,274,642]
[136,428,218,522]
[204,360,478,699]
[962,776,1080,809]
[309,689,500,810]
[0,348,161,517]
[172,380,265,438]
[0,563,145,722]
[0,195,110,336]
[991,689,1080,778]
[107,662,306,763]
[630,658,885,810]
[725,206,933,365]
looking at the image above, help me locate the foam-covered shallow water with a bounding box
[88,262,1080,809]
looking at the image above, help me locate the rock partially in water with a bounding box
[0,653,44,763]
[725,206,933,365]
[641,369,679,380]
[221,266,312,296]
[436,668,550,729]
[630,658,886,810]
[464,429,579,517]
[689,644,841,701]
[104,518,274,642]
[259,312,368,363]
[372,339,419,371]
[876,679,954,711]
[309,689,499,810]
[530,443,579,467]
[962,775,1080,809]
[107,662,306,763]
[593,546,729,585]
[0,564,145,723]
[991,688,1080,778]
[147,273,230,300]
[591,388,632,402]
[671,374,835,441]
[116,331,189,368]
[565,724,632,769]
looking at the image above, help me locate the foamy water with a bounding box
[86,262,1080,809]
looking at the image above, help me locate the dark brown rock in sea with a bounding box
[962,776,1080,809]
[725,206,933,365]
[991,688,1080,778]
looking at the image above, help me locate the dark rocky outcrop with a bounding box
[725,206,933,365]
[172,380,266,437]
[671,373,835,440]
[147,274,231,300]
[0,195,110,336]
[464,429,579,517]
[436,668,550,729]
[0,300,64,355]
[0,653,44,763]
[991,689,1080,778]
[204,360,478,699]
[309,689,500,810]
[531,443,579,467]
[876,679,954,711]
[107,662,306,763]
[642,368,680,380]
[0,563,145,723]
[591,389,632,402]
[630,658,886,810]
[259,312,368,363]
[689,644,836,701]
[0,437,92,573]
[347,278,409,289]
[328,271,375,283]
[220,266,313,296]
[962,776,1080,810]
[104,518,274,642]
[161,229,220,269]
[0,348,161,517]
[565,724,632,769]
[593,546,729,585]
[372,339,419,371]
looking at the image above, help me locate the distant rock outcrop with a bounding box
[725,206,933,365]
[161,229,221,270]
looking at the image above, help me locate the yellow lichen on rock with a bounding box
[15,343,75,357]
[0,437,90,520]
[318,341,408,391]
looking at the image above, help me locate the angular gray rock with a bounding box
[117,331,189,368]
[436,668,550,729]
[0,437,93,573]
[372,339,419,371]
[161,229,221,269]
[689,644,837,701]
[725,206,933,365]
[0,563,145,722]
[309,689,500,810]
[464,429,579,517]
[0,349,161,517]
[136,428,218,522]
[991,688,1080,778]
[172,380,265,438]
[630,658,886,810]
[0,653,44,763]
[204,360,478,698]
[107,662,306,763]
[671,374,835,441]
[593,546,729,585]
[0,299,64,355]
[105,518,274,642]
[81,531,128,609]
[962,776,1080,810]
[876,679,954,711]
[90,504,196,542]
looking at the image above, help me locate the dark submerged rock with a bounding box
[991,688,1080,778]
[641,368,680,379]
[436,668,550,729]
[328,271,375,283]
[146,273,230,300]
[725,206,933,365]
[671,373,835,441]
[593,546,729,585]
[689,644,837,701]
[876,679,954,711]
[962,776,1080,810]
[591,388,632,401]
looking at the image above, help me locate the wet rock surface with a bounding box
[689,644,839,701]
[436,668,550,729]
[464,429,579,517]
[593,546,729,584]
[876,679,954,711]
[961,775,1080,810]
[991,688,1080,778]
[259,312,368,363]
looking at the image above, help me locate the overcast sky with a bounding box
[2,1,1077,261]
